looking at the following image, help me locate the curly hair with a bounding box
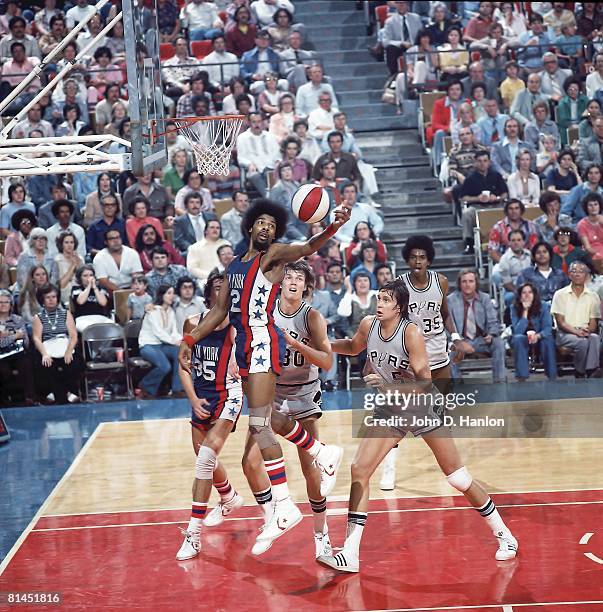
[203,270,225,308]
[241,199,288,242]
[401,235,435,263]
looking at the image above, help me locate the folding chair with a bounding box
[113,289,133,325]
[213,198,233,219]
[82,323,132,401]
[473,207,504,281]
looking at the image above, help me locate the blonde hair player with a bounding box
[318,279,518,573]
[272,260,334,559]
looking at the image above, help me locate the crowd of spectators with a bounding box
[0,0,389,403]
[376,0,602,381]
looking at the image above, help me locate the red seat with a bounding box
[160,43,175,62]
[191,40,213,60]
[375,5,388,28]
[470,50,481,62]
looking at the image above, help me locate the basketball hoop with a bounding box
[151,115,244,176]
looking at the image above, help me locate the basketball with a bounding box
[291,184,330,224]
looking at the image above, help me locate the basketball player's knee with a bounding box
[350,458,370,483]
[446,466,473,492]
[249,403,278,449]
[195,445,217,480]
[270,408,288,435]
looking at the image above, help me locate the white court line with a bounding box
[502,607,514,612]
[357,601,603,612]
[579,533,594,545]
[40,486,603,519]
[30,499,603,533]
[0,422,106,576]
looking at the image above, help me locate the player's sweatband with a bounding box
[450,333,462,342]
[182,334,196,348]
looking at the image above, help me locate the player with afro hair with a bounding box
[179,194,351,557]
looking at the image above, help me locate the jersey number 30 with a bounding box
[283,348,304,367]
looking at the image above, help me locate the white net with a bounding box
[175,115,244,176]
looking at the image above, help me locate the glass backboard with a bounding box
[122,0,167,175]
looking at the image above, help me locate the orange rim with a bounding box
[148,115,245,142]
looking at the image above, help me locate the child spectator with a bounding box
[127,276,153,321]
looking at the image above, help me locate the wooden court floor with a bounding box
[2,400,603,611]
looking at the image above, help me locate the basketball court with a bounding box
[1,1,602,609]
[2,393,603,611]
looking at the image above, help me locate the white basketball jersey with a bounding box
[399,270,449,370]
[366,316,413,384]
[274,299,318,385]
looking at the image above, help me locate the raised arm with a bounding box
[331,315,372,356]
[265,204,351,266]
[284,308,333,371]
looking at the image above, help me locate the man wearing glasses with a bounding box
[87,194,128,258]
[551,261,601,378]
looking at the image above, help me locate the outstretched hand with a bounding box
[331,204,351,230]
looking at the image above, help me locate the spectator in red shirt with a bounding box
[225,5,257,57]
[464,1,494,44]
[487,198,540,264]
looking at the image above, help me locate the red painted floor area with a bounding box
[2,490,603,612]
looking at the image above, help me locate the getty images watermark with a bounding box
[362,388,505,430]
[351,382,603,438]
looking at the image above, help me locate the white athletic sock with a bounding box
[188,502,207,532]
[265,457,290,502]
[344,511,367,556]
[310,497,327,534]
[476,498,510,536]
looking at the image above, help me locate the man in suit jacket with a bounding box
[461,61,499,102]
[278,30,316,89]
[240,29,281,83]
[491,117,535,179]
[312,131,361,185]
[577,117,603,172]
[538,52,572,102]
[510,73,550,127]
[382,1,422,75]
[173,192,217,256]
[447,268,506,383]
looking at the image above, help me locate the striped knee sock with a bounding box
[264,456,289,501]
[253,487,274,522]
[310,497,327,534]
[214,477,234,502]
[282,421,322,458]
[476,497,509,537]
[344,511,367,556]
[188,501,207,532]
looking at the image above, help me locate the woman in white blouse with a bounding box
[507,149,541,207]
[137,285,185,399]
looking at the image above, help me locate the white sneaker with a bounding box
[203,493,244,527]
[379,448,396,491]
[67,392,79,403]
[251,497,302,556]
[314,531,333,559]
[315,445,343,497]
[317,550,359,573]
[495,531,518,560]
[176,528,201,560]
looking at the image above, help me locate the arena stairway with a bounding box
[297,0,474,280]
